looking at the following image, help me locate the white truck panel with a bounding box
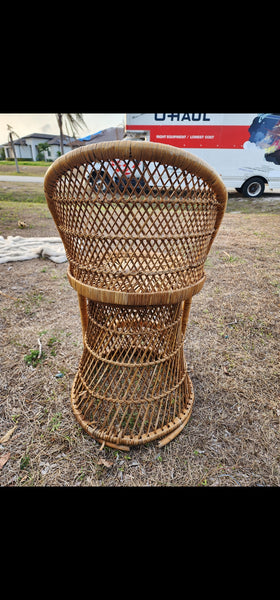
[126,113,280,194]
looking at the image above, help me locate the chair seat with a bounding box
[67,267,206,306]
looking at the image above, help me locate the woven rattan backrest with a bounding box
[44,141,227,305]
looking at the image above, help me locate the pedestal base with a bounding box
[71,300,194,449]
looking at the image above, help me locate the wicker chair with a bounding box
[44,140,227,450]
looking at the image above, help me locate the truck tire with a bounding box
[241,177,265,198]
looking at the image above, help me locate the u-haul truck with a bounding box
[125,113,280,197]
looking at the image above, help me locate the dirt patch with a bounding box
[0,202,279,486]
[0,199,56,237]
[0,164,49,177]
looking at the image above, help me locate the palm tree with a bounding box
[56,113,87,155]
[7,124,20,172]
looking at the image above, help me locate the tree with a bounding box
[55,113,87,155]
[7,124,20,172]
[37,142,50,161]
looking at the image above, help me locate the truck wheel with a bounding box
[241,177,265,198]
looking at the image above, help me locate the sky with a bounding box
[0,113,125,145]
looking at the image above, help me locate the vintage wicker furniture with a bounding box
[44,140,227,450]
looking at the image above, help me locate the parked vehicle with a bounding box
[87,158,146,194]
[125,113,280,197]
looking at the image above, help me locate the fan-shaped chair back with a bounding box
[45,141,227,305]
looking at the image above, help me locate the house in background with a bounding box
[1,133,74,161]
[1,126,125,161]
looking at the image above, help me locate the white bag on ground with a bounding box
[0,236,67,264]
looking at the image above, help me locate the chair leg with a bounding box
[181,298,192,338]
[77,293,88,342]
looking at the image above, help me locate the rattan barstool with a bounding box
[44,140,227,450]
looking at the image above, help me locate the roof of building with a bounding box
[71,126,125,148]
[1,126,124,148]
[1,133,75,147]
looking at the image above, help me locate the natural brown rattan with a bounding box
[44,140,227,449]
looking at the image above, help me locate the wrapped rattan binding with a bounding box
[44,140,227,449]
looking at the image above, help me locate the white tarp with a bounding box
[0,236,67,264]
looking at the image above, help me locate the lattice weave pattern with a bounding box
[46,142,225,301]
[44,141,227,448]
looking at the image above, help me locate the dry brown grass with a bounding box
[0,198,279,486]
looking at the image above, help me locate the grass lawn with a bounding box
[0,160,51,167]
[0,174,279,486]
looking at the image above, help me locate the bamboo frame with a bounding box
[44,140,227,448]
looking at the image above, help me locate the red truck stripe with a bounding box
[126,124,250,149]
